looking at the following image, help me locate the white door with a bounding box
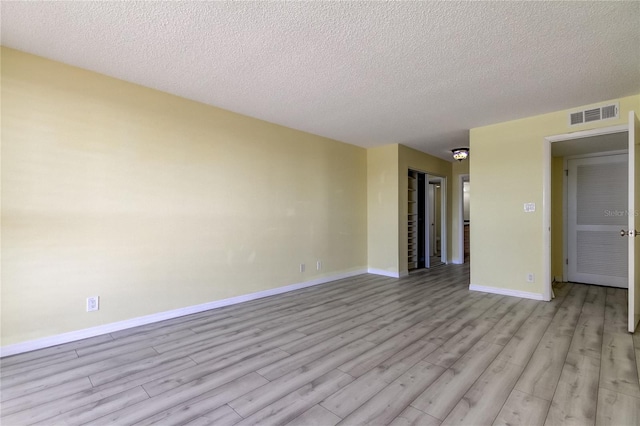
[567,154,628,287]
[628,111,640,332]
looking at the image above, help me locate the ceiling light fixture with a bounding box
[452,148,469,162]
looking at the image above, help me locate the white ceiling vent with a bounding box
[569,103,619,126]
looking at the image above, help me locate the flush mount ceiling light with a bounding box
[452,148,469,162]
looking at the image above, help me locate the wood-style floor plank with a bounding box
[33,386,150,426]
[235,369,353,426]
[285,404,342,426]
[389,406,441,426]
[2,264,640,426]
[321,339,439,418]
[514,284,587,400]
[132,373,269,426]
[440,357,523,425]
[492,389,549,426]
[544,352,600,426]
[337,360,445,425]
[0,347,158,402]
[93,372,269,425]
[480,299,541,345]
[411,339,504,420]
[228,339,376,418]
[595,387,640,426]
[182,405,244,426]
[599,331,640,399]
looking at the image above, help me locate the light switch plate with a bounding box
[524,203,536,213]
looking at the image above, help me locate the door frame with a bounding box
[543,124,629,301]
[433,176,447,265]
[407,168,448,269]
[456,174,470,264]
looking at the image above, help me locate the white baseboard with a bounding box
[1,268,367,358]
[469,284,545,301]
[367,268,401,278]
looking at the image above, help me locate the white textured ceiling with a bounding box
[1,1,639,160]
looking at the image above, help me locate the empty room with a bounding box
[1,2,639,425]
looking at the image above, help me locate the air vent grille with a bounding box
[570,111,583,125]
[584,108,601,122]
[602,104,617,119]
[569,103,619,126]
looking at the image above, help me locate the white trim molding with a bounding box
[1,268,367,357]
[469,283,546,301]
[367,268,403,278]
[545,124,628,143]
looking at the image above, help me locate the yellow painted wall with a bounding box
[470,94,640,296]
[1,48,368,346]
[366,144,399,274]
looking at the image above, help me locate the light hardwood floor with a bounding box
[2,263,640,425]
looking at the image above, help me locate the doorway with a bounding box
[546,114,640,333]
[408,169,446,271]
[457,175,470,264]
[543,122,640,333]
[428,176,444,267]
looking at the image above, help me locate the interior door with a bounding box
[567,154,628,287]
[628,111,639,333]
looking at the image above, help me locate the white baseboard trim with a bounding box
[367,268,401,278]
[469,284,545,301]
[1,268,367,357]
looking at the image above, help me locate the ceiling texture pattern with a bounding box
[1,1,639,160]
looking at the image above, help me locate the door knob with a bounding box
[620,229,640,237]
[622,229,628,237]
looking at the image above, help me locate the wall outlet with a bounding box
[526,273,535,283]
[87,296,99,312]
[317,260,322,270]
[300,263,305,273]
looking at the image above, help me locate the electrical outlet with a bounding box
[317,260,322,270]
[87,296,99,312]
[300,263,305,273]
[526,273,535,283]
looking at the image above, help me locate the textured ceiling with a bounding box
[1,1,639,160]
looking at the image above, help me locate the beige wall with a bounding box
[1,48,368,346]
[470,94,640,297]
[366,145,400,274]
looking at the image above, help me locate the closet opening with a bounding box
[408,169,446,271]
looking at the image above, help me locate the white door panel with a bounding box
[629,111,639,333]
[568,154,628,288]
